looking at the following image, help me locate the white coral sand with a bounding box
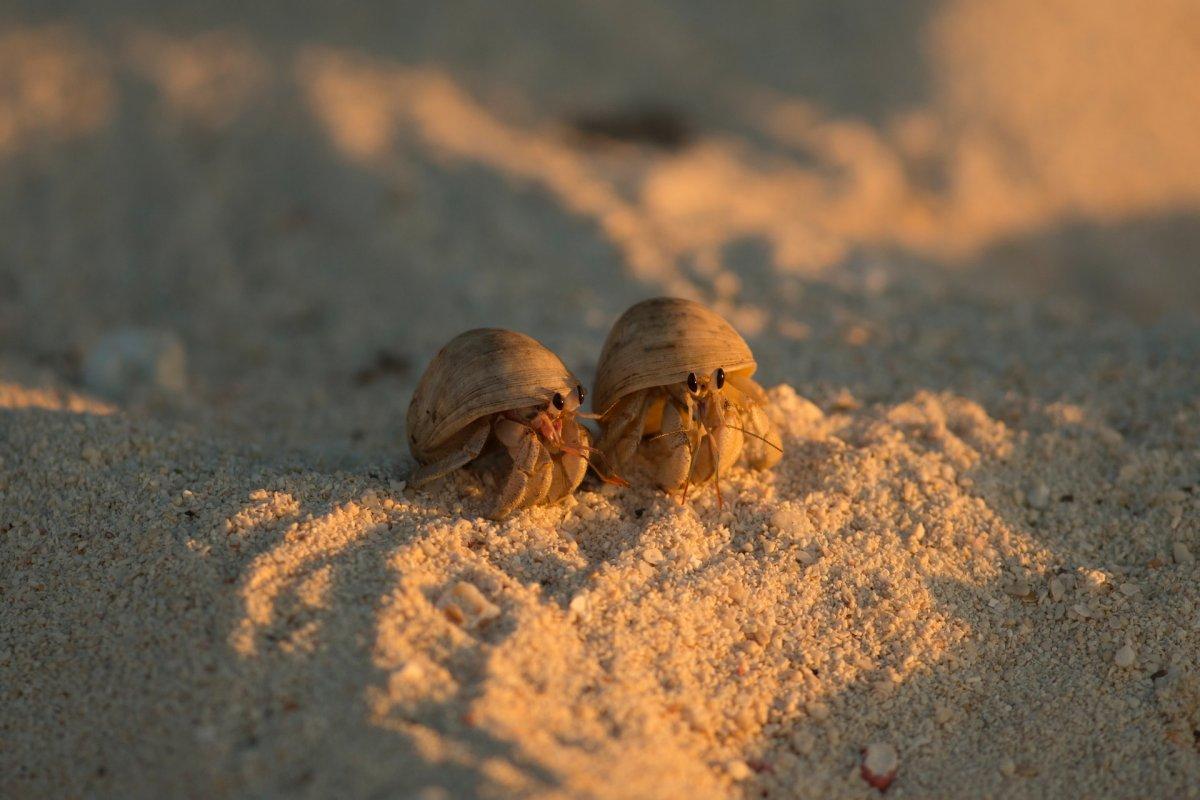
[2,2,1199,798]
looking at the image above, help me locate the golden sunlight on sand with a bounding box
[295,0,1200,283]
[0,27,111,154]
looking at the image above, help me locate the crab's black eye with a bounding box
[686,372,699,393]
[552,392,565,410]
[577,384,586,404]
[715,368,726,389]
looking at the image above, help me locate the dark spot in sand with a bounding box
[569,105,691,151]
[354,350,411,386]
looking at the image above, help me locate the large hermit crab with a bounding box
[593,298,781,499]
[407,328,618,518]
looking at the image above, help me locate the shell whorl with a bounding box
[593,298,757,413]
[407,328,577,461]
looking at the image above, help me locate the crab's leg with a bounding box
[521,449,555,509]
[597,392,649,472]
[721,373,781,470]
[739,403,782,470]
[493,418,545,518]
[409,418,491,488]
[547,422,589,503]
[691,399,742,485]
[647,391,694,492]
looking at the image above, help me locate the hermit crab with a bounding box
[593,298,781,500]
[407,328,621,518]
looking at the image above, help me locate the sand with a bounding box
[2,2,1200,798]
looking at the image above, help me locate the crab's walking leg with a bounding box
[715,400,745,477]
[721,373,781,469]
[648,393,694,492]
[598,392,649,472]
[740,403,782,470]
[493,418,546,518]
[691,399,741,484]
[409,418,491,488]
[521,449,555,510]
[548,423,589,503]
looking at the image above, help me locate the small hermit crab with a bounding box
[593,297,782,501]
[407,328,622,518]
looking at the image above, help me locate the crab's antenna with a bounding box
[723,424,784,454]
[678,476,691,505]
[582,445,632,487]
[555,439,631,487]
[668,430,702,506]
[575,395,625,421]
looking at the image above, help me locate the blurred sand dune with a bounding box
[3,0,1198,303]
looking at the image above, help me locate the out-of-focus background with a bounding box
[2,0,1197,462]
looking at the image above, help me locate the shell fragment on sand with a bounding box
[861,742,898,791]
[437,581,500,629]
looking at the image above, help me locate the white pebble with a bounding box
[791,729,814,754]
[1080,569,1108,592]
[393,661,425,684]
[1173,542,1193,565]
[861,742,898,788]
[864,742,897,772]
[642,548,665,565]
[726,760,752,781]
[807,701,830,720]
[1025,481,1050,510]
[83,328,186,399]
[568,593,590,616]
[1114,645,1136,668]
